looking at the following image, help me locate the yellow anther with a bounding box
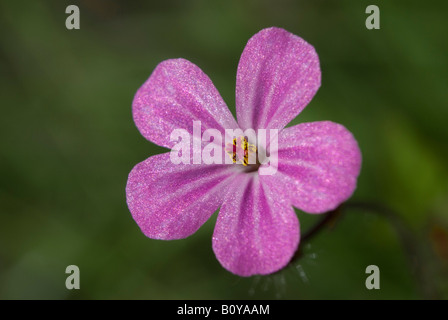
[226,136,257,166]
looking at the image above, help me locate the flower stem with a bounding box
[289,205,342,262]
[288,201,440,299]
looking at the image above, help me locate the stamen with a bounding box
[225,136,257,167]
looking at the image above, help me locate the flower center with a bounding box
[225,136,260,172]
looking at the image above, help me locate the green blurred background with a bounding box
[1,0,447,299]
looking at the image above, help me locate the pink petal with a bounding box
[126,153,238,240]
[133,59,239,148]
[260,121,362,214]
[236,27,321,131]
[212,174,300,276]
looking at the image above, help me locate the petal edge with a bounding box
[126,153,237,240]
[261,121,362,213]
[236,27,321,131]
[212,174,299,276]
[133,58,239,148]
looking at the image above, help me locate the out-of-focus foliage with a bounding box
[0,0,447,299]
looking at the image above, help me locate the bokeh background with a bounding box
[1,0,447,299]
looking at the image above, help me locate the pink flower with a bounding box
[126,27,361,276]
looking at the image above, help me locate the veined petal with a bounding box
[212,174,299,276]
[133,58,239,149]
[236,27,321,131]
[261,121,362,213]
[126,153,237,240]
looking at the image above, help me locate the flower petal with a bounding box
[212,174,299,276]
[133,58,239,148]
[236,27,321,131]
[261,121,362,213]
[126,153,238,240]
